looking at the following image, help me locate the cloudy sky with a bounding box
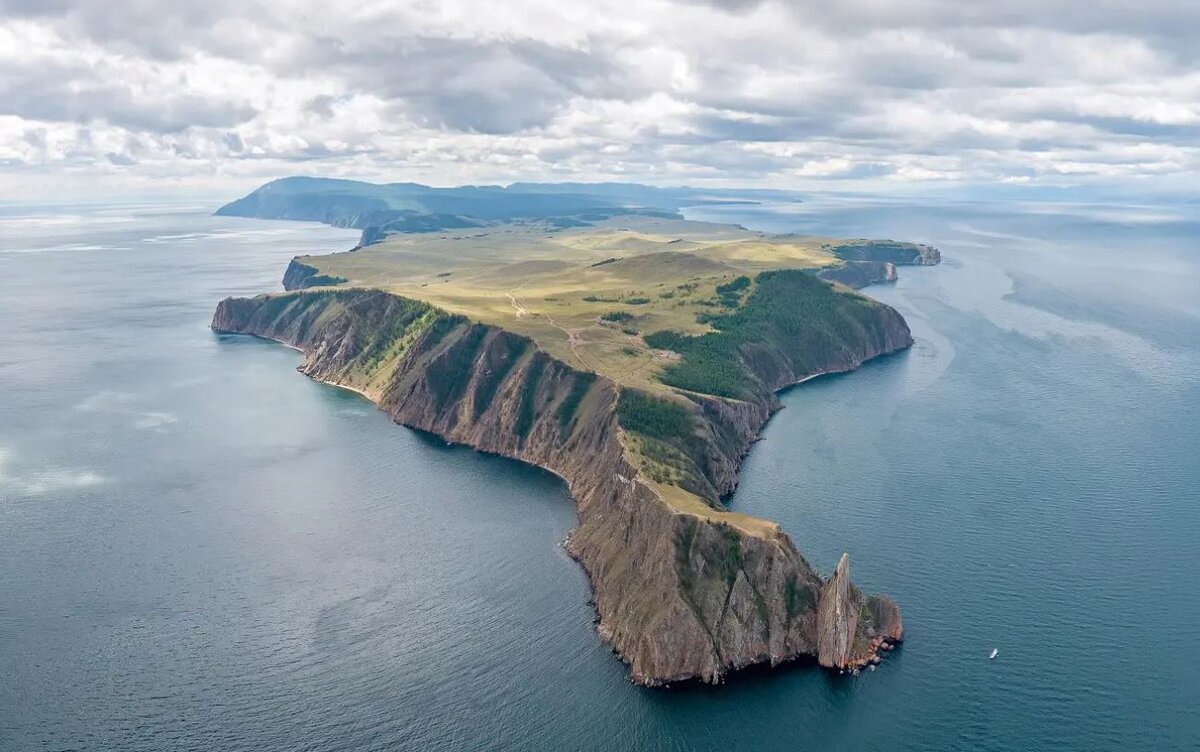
[2,0,1198,197]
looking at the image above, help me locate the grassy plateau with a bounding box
[280,214,925,524]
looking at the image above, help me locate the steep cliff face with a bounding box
[212,286,906,684]
[818,241,940,288]
[829,240,941,266]
[818,261,898,288]
[817,554,904,670]
[282,258,349,290]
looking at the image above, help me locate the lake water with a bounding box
[1,197,1197,751]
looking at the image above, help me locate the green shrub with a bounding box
[645,270,884,399]
[600,310,634,322]
[715,276,752,308]
[715,276,751,295]
[617,389,695,442]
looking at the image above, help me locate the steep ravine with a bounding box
[211,287,906,685]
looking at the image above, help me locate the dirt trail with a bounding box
[506,284,681,380]
[506,285,590,369]
[505,291,529,319]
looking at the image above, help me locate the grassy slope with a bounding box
[292,216,846,389]
[285,215,920,528]
[643,270,895,399]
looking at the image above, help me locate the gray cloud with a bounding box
[0,0,1197,190]
[0,58,257,132]
[680,0,766,12]
[276,35,642,134]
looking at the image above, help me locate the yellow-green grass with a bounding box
[651,480,782,539]
[295,216,845,391]
[283,215,917,532]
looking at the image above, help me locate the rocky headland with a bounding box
[211,178,934,686]
[212,273,910,684]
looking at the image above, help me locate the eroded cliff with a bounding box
[282,259,349,290]
[818,260,898,288]
[211,284,906,684]
[816,554,904,670]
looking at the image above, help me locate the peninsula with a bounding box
[211,178,939,685]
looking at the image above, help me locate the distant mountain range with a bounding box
[215,177,804,245]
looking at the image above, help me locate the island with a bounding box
[211,178,940,686]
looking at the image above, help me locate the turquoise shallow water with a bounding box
[1,198,1197,751]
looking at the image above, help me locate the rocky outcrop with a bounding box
[828,240,941,267]
[817,554,856,667]
[282,258,348,290]
[914,243,941,265]
[211,287,905,685]
[817,554,904,670]
[818,241,939,289]
[818,261,898,289]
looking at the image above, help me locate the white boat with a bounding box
[989,648,999,659]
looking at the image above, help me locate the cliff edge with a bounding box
[211,279,907,685]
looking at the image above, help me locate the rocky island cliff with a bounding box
[212,271,909,684]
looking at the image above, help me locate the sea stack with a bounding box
[817,553,904,669]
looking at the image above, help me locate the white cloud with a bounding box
[0,0,1197,195]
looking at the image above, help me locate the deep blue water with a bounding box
[1,197,1197,751]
